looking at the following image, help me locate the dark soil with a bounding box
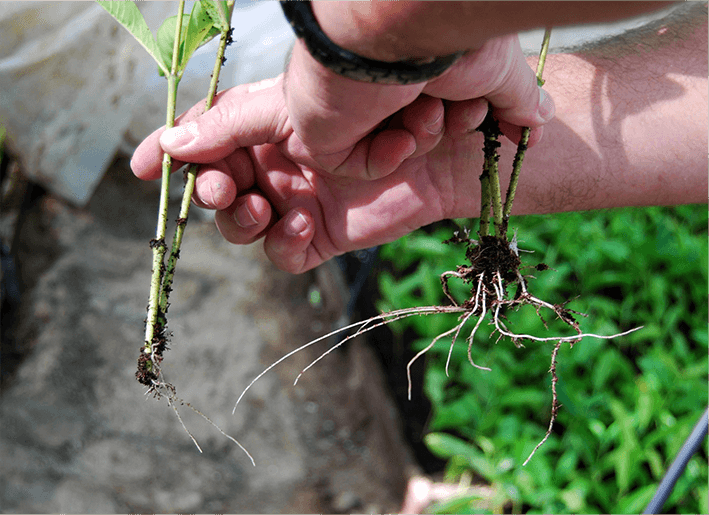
[443,233,521,308]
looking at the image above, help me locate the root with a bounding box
[523,340,562,466]
[445,310,477,377]
[466,306,491,372]
[147,373,255,466]
[407,323,463,401]
[233,232,642,467]
[232,305,466,413]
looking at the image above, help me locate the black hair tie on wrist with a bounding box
[280,1,464,85]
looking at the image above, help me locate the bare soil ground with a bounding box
[0,155,421,513]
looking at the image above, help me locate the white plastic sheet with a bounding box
[0,1,294,205]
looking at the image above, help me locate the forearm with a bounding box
[448,10,707,217]
[312,1,676,61]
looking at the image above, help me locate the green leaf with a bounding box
[96,1,169,76]
[559,485,586,512]
[180,1,221,72]
[203,0,230,32]
[430,493,491,515]
[699,484,709,515]
[425,432,497,480]
[434,395,481,431]
[156,15,182,76]
[616,484,656,514]
[157,3,225,79]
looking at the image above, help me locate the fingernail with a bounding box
[537,88,555,122]
[285,211,309,236]
[161,123,198,149]
[234,199,258,228]
[425,112,444,134]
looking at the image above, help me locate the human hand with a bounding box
[131,76,490,273]
[283,32,555,180]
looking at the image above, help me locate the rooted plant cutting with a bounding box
[98,0,254,464]
[234,29,640,465]
[101,6,640,467]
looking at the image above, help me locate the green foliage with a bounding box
[377,205,708,514]
[97,0,227,78]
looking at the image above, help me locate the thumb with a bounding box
[159,76,290,163]
[483,36,555,128]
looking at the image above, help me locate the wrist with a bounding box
[310,1,680,60]
[310,2,480,61]
[310,2,419,62]
[282,1,462,85]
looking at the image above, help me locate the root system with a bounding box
[234,228,640,464]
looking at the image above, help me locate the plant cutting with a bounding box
[234,28,641,465]
[97,0,254,464]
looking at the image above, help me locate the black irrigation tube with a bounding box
[643,406,709,514]
[348,248,707,515]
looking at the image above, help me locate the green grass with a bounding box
[377,205,708,514]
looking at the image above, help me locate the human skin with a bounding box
[291,1,675,165]
[131,3,707,273]
[281,32,552,180]
[310,2,676,61]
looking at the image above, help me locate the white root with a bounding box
[408,324,462,401]
[472,272,484,314]
[493,317,642,343]
[294,308,459,385]
[441,270,467,306]
[462,277,493,372]
[523,340,562,466]
[148,375,255,466]
[233,306,466,413]
[466,308,492,372]
[445,310,477,377]
[232,258,642,468]
[163,389,203,453]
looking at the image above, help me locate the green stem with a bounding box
[479,168,491,237]
[489,146,503,237]
[143,0,186,359]
[160,26,231,313]
[477,111,502,237]
[535,27,553,82]
[503,28,552,224]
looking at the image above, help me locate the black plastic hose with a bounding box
[643,406,708,514]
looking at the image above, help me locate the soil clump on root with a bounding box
[442,233,521,310]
